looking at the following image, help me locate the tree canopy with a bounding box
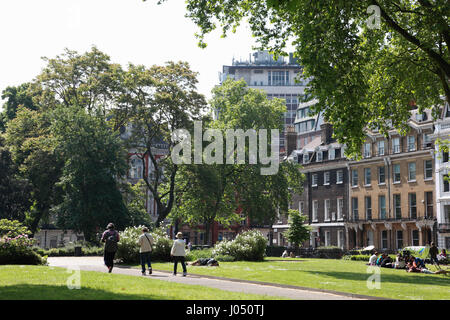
[162,0,450,157]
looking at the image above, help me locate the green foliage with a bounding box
[212,230,267,261]
[116,225,173,263]
[123,180,154,227]
[0,219,31,238]
[50,106,129,241]
[186,248,214,261]
[283,209,311,247]
[0,230,45,265]
[214,254,235,262]
[180,0,450,158]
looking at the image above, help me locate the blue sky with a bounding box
[0,0,258,109]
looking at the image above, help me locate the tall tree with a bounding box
[169,79,304,244]
[161,0,450,157]
[50,106,130,242]
[121,61,207,227]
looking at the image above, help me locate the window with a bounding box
[325,199,331,221]
[407,135,416,152]
[129,157,143,179]
[364,168,371,186]
[424,160,433,180]
[325,231,331,247]
[337,170,344,184]
[303,153,309,164]
[396,230,403,250]
[324,171,330,185]
[378,166,386,184]
[425,192,433,218]
[335,148,341,158]
[364,143,371,158]
[409,193,417,219]
[312,174,318,187]
[328,148,335,160]
[443,151,449,163]
[379,195,386,219]
[352,169,358,187]
[317,151,323,162]
[269,70,289,86]
[352,198,359,220]
[394,194,402,219]
[381,230,388,249]
[393,164,401,183]
[423,134,432,148]
[408,162,416,181]
[338,230,344,249]
[365,196,372,220]
[312,200,318,222]
[393,137,401,153]
[299,201,305,215]
[377,140,385,156]
[444,175,449,192]
[337,198,344,220]
[412,230,419,246]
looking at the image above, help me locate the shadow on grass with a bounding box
[0,284,170,300]
[304,270,450,287]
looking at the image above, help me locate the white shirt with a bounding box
[171,239,186,257]
[369,254,378,265]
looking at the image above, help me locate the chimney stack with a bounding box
[320,123,333,145]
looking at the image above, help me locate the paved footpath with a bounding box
[47,256,376,300]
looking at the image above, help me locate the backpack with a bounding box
[105,231,118,252]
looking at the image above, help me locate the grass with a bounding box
[0,265,284,300]
[146,258,450,300]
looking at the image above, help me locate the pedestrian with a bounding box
[171,232,187,277]
[138,226,154,276]
[429,242,439,267]
[101,223,120,273]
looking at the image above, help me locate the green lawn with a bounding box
[0,265,283,300]
[148,258,450,300]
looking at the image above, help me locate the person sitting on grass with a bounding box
[380,254,394,268]
[282,250,288,258]
[376,253,386,266]
[369,251,379,266]
[438,249,447,263]
[189,258,219,267]
[394,253,406,269]
[406,256,420,273]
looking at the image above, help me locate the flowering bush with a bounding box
[0,234,46,265]
[212,230,267,261]
[0,219,31,238]
[116,225,173,263]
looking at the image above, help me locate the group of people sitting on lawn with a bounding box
[368,244,448,275]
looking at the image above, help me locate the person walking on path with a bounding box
[138,226,154,276]
[101,223,120,273]
[171,232,187,277]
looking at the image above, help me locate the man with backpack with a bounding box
[101,223,120,273]
[138,226,154,276]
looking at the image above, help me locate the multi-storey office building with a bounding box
[220,51,308,156]
[432,101,450,249]
[348,108,436,252]
[294,99,324,150]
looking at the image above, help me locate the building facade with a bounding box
[220,51,308,156]
[348,108,436,252]
[433,101,450,249]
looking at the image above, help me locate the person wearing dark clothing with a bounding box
[101,223,120,273]
[429,242,439,266]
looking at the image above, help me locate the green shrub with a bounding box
[212,230,267,261]
[315,246,344,259]
[0,219,31,238]
[116,225,173,264]
[0,233,46,265]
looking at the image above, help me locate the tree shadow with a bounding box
[304,270,450,287]
[0,284,172,300]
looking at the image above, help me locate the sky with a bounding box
[0,0,259,110]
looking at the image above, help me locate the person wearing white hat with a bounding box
[171,232,187,276]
